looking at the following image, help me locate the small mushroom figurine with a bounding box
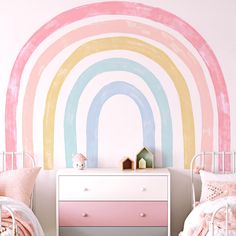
[72,153,87,170]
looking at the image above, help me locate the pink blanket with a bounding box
[1,209,34,236]
[0,196,44,236]
[192,207,236,236]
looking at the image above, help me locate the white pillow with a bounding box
[200,170,236,182]
[199,170,236,202]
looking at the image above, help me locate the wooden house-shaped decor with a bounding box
[136,147,154,169]
[138,158,146,169]
[120,157,135,170]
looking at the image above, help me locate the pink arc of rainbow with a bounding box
[5,1,230,167]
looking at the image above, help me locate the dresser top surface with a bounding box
[57,168,169,176]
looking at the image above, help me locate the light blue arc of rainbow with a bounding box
[64,58,172,167]
[86,81,155,167]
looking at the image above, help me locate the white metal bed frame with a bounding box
[190,151,236,236]
[0,205,17,236]
[210,202,229,236]
[0,152,35,236]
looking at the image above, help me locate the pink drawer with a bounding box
[59,201,168,227]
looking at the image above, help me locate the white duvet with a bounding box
[0,196,44,236]
[180,196,236,236]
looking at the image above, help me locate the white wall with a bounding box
[1,1,236,235]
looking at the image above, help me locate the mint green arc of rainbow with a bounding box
[43,36,195,169]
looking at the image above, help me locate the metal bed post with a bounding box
[0,204,2,234]
[212,152,215,173]
[233,152,236,173]
[226,203,229,236]
[190,152,203,207]
[222,151,225,174]
[2,151,5,171]
[190,153,197,207]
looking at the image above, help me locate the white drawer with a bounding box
[58,175,168,201]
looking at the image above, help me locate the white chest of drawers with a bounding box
[56,168,170,236]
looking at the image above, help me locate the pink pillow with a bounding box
[0,167,41,206]
[202,181,236,201]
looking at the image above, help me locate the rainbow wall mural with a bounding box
[5,1,230,169]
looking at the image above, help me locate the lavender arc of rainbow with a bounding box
[64,58,172,168]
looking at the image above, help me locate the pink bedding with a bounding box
[1,209,34,236]
[0,196,44,236]
[180,196,236,236]
[192,207,236,236]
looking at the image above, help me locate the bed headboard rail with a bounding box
[0,151,35,171]
[191,151,236,207]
